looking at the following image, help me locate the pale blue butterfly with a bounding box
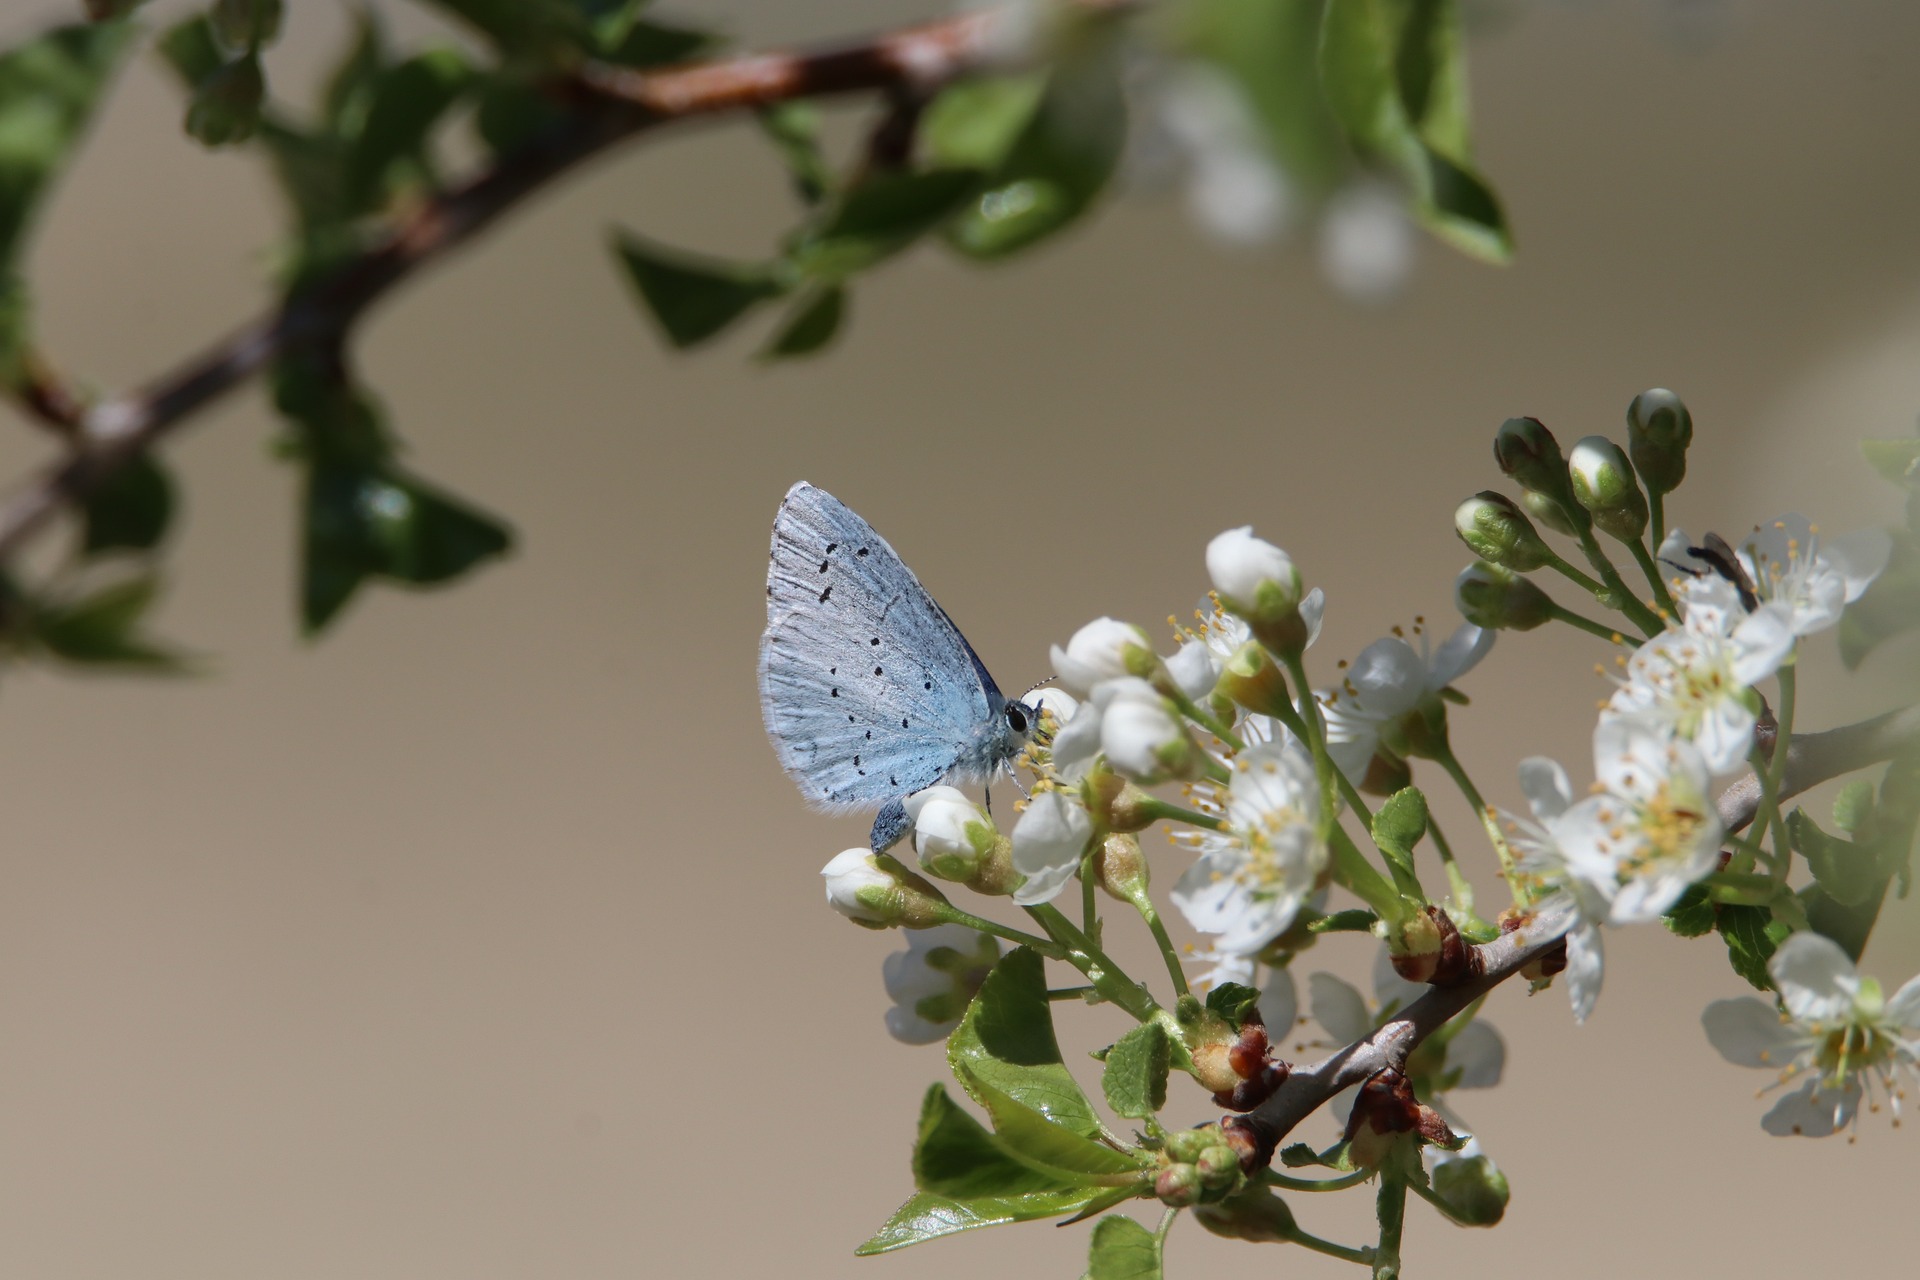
[759,482,1037,852]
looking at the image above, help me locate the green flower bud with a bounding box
[185,56,264,147]
[1193,1185,1298,1244]
[820,849,949,929]
[1493,417,1573,503]
[1431,1151,1510,1226]
[1194,1143,1244,1194]
[1454,491,1554,572]
[1154,1162,1204,1207]
[1520,488,1580,537]
[1566,436,1649,542]
[1091,833,1149,903]
[1162,1128,1214,1165]
[1625,388,1692,496]
[1454,562,1554,631]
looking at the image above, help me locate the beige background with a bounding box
[0,1,1915,1276]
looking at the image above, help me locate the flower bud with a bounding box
[1492,417,1574,504]
[185,55,265,147]
[1028,687,1080,734]
[1454,562,1554,631]
[1194,1143,1243,1193]
[821,848,948,928]
[905,787,1000,883]
[1193,1185,1297,1243]
[1215,639,1291,719]
[1050,618,1156,696]
[1520,487,1581,537]
[1091,832,1149,903]
[1096,679,1199,783]
[1625,387,1692,496]
[1567,436,1649,542]
[1206,527,1302,622]
[882,924,999,1044]
[1163,639,1220,702]
[1454,491,1553,572]
[1154,1163,1204,1207]
[1009,790,1092,906]
[1430,1144,1509,1226]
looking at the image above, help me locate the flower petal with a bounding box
[1309,972,1373,1044]
[1701,997,1798,1068]
[1882,972,1920,1033]
[1259,966,1298,1034]
[1768,931,1860,1025]
[1428,624,1493,689]
[1448,1021,1506,1089]
[1828,527,1892,601]
[1517,756,1574,823]
[1565,923,1604,1024]
[1760,1078,1861,1138]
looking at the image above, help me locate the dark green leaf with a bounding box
[0,21,136,270]
[756,102,832,206]
[611,231,787,349]
[855,1185,1138,1256]
[184,53,264,147]
[416,0,584,59]
[949,947,1103,1137]
[32,572,185,670]
[1392,0,1468,157]
[913,1085,1079,1201]
[321,10,388,136]
[761,286,844,360]
[956,1064,1142,1181]
[1203,982,1260,1027]
[345,49,472,206]
[796,169,982,281]
[473,76,564,156]
[1372,786,1428,896]
[1716,904,1789,991]
[1101,1022,1170,1121]
[1085,1214,1162,1280]
[1661,883,1715,938]
[598,18,718,68]
[156,16,223,88]
[1308,908,1380,933]
[81,454,175,554]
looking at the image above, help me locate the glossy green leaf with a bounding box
[856,1185,1139,1256]
[913,1085,1079,1200]
[345,49,472,206]
[1661,884,1715,938]
[761,286,844,360]
[1203,981,1260,1027]
[611,231,787,349]
[1179,0,1345,192]
[1101,1022,1170,1121]
[1716,904,1788,992]
[956,1063,1140,1181]
[1085,1214,1162,1280]
[31,572,186,670]
[184,53,264,147]
[1372,786,1429,896]
[795,169,982,281]
[81,454,175,554]
[0,21,136,270]
[949,947,1102,1137]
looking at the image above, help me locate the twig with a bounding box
[0,0,1135,562]
[1234,700,1920,1163]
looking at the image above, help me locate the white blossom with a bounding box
[1166,637,1222,702]
[905,786,997,880]
[1155,64,1291,246]
[1206,527,1301,617]
[1096,678,1190,779]
[1170,740,1326,955]
[882,924,1000,1044]
[1320,622,1492,778]
[1010,789,1093,906]
[1318,181,1416,303]
[1702,931,1920,1137]
[1735,513,1891,637]
[1050,617,1151,697]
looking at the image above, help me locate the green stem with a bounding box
[1542,550,1607,596]
[1433,742,1520,897]
[1129,891,1191,998]
[1023,903,1157,1021]
[1270,695,1374,828]
[1264,1167,1375,1193]
[1082,850,1098,937]
[932,905,1066,957]
[1574,526,1666,636]
[1048,985,1098,1002]
[1135,797,1224,830]
[1156,1206,1179,1243]
[1372,1175,1407,1279]
[1545,600,1638,646]
[1425,812,1474,918]
[1282,652,1344,831]
[1627,536,1678,617]
[1649,490,1666,552]
[1765,666,1798,885]
[1169,687,1245,752]
[1285,1225,1375,1266]
[1331,825,1406,924]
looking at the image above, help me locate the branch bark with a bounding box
[1234,700,1920,1163]
[0,0,1134,561]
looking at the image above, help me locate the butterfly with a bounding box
[758,482,1037,853]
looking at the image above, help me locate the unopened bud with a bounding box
[1097,680,1200,783]
[1388,907,1479,986]
[1454,491,1553,572]
[1215,639,1291,719]
[1493,417,1573,502]
[1625,388,1692,496]
[821,849,948,929]
[1455,562,1554,631]
[906,787,1000,884]
[1154,1163,1204,1207]
[1206,527,1302,624]
[1567,436,1649,542]
[1431,1148,1510,1226]
[1092,833,1149,902]
[1193,1185,1297,1243]
[1520,487,1581,536]
[1195,1143,1243,1193]
[1050,618,1155,697]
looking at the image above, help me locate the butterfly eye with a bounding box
[1004,703,1029,735]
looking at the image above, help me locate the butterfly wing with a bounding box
[759,482,997,813]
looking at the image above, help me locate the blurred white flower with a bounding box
[1166,637,1222,702]
[1010,789,1093,906]
[1155,64,1291,246]
[1170,741,1326,954]
[882,924,1000,1044]
[1051,617,1151,696]
[1318,181,1416,303]
[1504,758,1611,1022]
[1206,526,1303,620]
[1702,931,1920,1137]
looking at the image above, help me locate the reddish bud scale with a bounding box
[1211,1062,1288,1112]
[1522,939,1570,983]
[1220,1115,1277,1173]
[1391,907,1483,988]
[1226,1024,1270,1078]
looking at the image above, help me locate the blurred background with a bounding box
[0,0,1916,1276]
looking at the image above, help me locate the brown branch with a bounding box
[0,0,1134,562]
[1234,700,1920,1164]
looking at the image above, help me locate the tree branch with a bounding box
[1234,699,1920,1163]
[0,0,1134,562]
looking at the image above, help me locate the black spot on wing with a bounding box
[818,585,832,603]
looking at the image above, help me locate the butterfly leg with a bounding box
[1002,757,1031,800]
[870,799,912,853]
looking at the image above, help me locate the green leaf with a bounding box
[856,1185,1138,1256]
[610,231,787,349]
[473,76,564,157]
[760,286,844,360]
[345,48,472,207]
[923,75,1047,170]
[599,18,718,68]
[1716,904,1789,991]
[1179,0,1346,192]
[949,947,1103,1137]
[81,454,175,554]
[913,1085,1079,1200]
[184,53,264,147]
[1833,780,1875,834]
[1101,1022,1170,1121]
[0,21,136,272]
[1203,981,1261,1027]
[31,572,186,670]
[945,33,1126,260]
[756,102,832,206]
[1790,808,1879,908]
[795,169,982,281]
[1861,438,1920,490]
[955,1063,1142,1181]
[1661,883,1716,938]
[1085,1214,1162,1280]
[302,460,514,635]
[1372,786,1429,896]
[1308,907,1381,933]
[1838,527,1920,669]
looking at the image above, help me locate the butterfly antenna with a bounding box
[1020,676,1055,700]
